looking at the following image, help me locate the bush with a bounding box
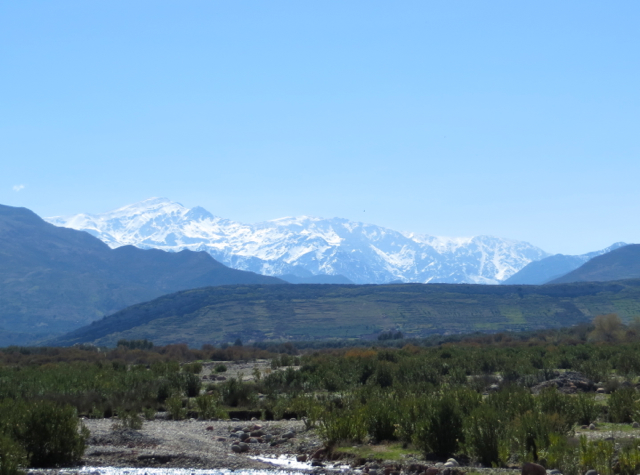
[114,407,143,430]
[317,398,366,445]
[0,434,26,475]
[166,396,186,420]
[0,399,88,468]
[214,364,227,373]
[414,395,463,459]
[362,394,398,442]
[608,387,638,423]
[195,394,226,420]
[573,393,600,425]
[184,372,202,398]
[544,433,580,475]
[220,378,257,407]
[182,362,203,375]
[465,404,507,467]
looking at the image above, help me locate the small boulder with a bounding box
[236,442,249,453]
[584,470,597,475]
[522,462,546,475]
[589,423,597,430]
[297,455,308,462]
[445,458,459,467]
[206,426,214,431]
[596,388,606,394]
[632,422,640,429]
[282,431,295,439]
[250,430,265,437]
[548,470,562,475]
[247,437,259,443]
[239,432,250,441]
[311,460,324,467]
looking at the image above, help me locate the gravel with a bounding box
[78,418,322,470]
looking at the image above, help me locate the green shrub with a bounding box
[0,399,88,468]
[362,394,398,442]
[396,395,430,443]
[573,393,600,425]
[182,362,203,375]
[214,364,227,373]
[414,395,463,459]
[465,403,507,467]
[114,407,143,430]
[288,395,323,430]
[511,410,566,463]
[544,433,580,475]
[0,434,26,475]
[143,407,156,421]
[579,437,615,475]
[538,387,576,431]
[618,441,640,475]
[220,378,257,407]
[182,372,202,398]
[316,398,366,446]
[195,394,226,420]
[166,396,186,420]
[608,387,638,423]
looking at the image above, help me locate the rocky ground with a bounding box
[76,417,320,470]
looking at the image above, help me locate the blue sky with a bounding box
[1,1,638,255]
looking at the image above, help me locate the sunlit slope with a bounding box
[50,280,640,347]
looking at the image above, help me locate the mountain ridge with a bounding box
[549,244,640,284]
[48,279,640,347]
[47,198,549,285]
[502,242,629,285]
[0,203,283,346]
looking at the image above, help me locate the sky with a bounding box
[1,1,639,255]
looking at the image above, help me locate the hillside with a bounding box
[0,204,283,346]
[50,280,640,347]
[47,197,549,284]
[550,244,640,284]
[503,243,628,285]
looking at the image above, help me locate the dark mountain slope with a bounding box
[0,204,283,346]
[50,279,640,347]
[503,243,628,285]
[502,255,587,285]
[550,245,640,284]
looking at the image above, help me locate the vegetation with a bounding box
[5,315,640,471]
[49,280,640,347]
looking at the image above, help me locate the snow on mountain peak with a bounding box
[46,198,549,284]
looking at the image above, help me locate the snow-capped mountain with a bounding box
[46,198,549,284]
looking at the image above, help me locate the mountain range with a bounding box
[0,204,282,346]
[47,198,550,285]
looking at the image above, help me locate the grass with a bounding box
[335,442,419,461]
